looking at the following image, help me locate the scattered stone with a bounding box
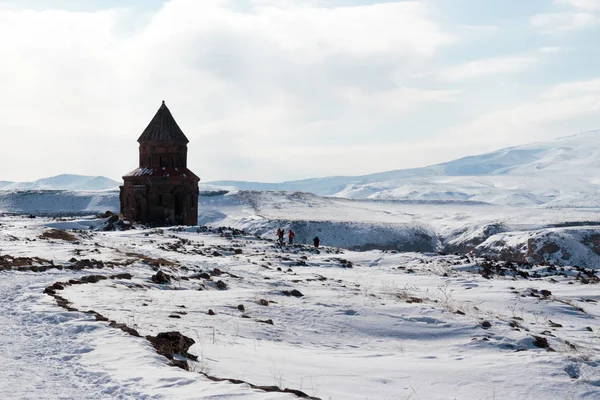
[532,335,549,348]
[586,326,593,332]
[481,321,492,328]
[540,289,552,297]
[234,249,243,255]
[81,275,108,283]
[112,273,133,280]
[237,304,245,312]
[168,315,181,319]
[107,214,119,224]
[151,270,171,284]
[208,309,215,316]
[216,280,228,290]
[549,320,563,328]
[455,310,465,315]
[100,210,114,218]
[146,331,196,359]
[258,299,269,306]
[108,321,140,337]
[212,268,222,276]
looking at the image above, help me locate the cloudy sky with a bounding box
[1,0,600,183]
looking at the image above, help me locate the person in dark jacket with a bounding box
[277,228,284,244]
[313,236,320,248]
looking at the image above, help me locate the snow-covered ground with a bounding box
[0,174,120,191]
[1,215,600,399]
[209,130,600,207]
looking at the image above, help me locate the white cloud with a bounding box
[531,12,598,32]
[437,56,538,81]
[555,0,600,11]
[449,77,600,148]
[0,0,456,182]
[541,78,600,99]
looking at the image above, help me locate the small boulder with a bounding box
[258,299,269,306]
[481,320,492,328]
[147,331,195,360]
[151,270,171,284]
[237,304,245,312]
[532,335,549,348]
[208,309,215,316]
[216,280,227,290]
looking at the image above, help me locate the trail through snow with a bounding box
[0,272,147,399]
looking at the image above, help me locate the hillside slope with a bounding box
[207,130,600,206]
[0,174,121,191]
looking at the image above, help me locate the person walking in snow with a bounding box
[313,236,320,249]
[277,228,285,244]
[288,229,295,245]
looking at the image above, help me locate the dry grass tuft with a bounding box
[40,229,78,242]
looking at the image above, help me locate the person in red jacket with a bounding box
[288,229,295,244]
[277,228,284,244]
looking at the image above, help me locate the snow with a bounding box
[207,130,600,207]
[0,174,121,191]
[1,216,600,399]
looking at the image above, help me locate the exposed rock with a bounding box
[258,299,269,306]
[146,331,195,360]
[80,275,108,283]
[111,273,133,280]
[208,309,215,316]
[481,320,492,328]
[549,320,563,328]
[100,210,114,218]
[532,335,549,348]
[151,270,171,284]
[216,280,227,290]
[237,304,245,312]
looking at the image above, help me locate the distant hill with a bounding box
[205,130,600,206]
[0,174,121,191]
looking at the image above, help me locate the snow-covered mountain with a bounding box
[207,130,600,206]
[0,174,121,191]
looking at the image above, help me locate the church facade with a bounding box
[120,101,200,226]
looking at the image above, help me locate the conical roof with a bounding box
[137,101,189,143]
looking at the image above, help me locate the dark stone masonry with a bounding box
[120,101,200,226]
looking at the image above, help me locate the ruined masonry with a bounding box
[120,101,200,226]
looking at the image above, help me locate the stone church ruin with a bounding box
[120,101,200,226]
